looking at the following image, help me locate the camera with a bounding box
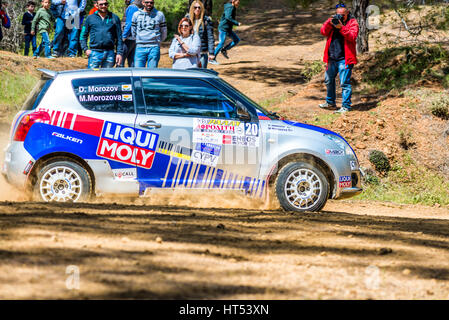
[332,14,343,25]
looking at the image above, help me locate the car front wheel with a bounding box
[34,159,92,202]
[275,161,329,212]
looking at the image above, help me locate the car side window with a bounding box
[72,77,135,113]
[141,77,238,119]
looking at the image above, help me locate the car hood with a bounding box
[282,120,343,139]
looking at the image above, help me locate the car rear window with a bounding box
[72,77,135,113]
[22,77,54,110]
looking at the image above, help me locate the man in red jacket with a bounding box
[319,3,359,113]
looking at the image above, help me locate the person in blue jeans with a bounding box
[51,0,86,57]
[22,1,37,56]
[31,0,54,59]
[211,0,240,64]
[132,0,167,68]
[80,0,123,68]
[319,3,359,113]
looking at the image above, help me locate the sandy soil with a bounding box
[0,198,448,299]
[1,2,449,300]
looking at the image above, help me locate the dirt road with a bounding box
[0,198,448,299]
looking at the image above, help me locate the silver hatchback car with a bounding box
[2,68,362,212]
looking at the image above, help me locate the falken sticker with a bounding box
[326,149,344,156]
[52,132,83,144]
[96,121,159,169]
[112,168,137,180]
[338,175,351,188]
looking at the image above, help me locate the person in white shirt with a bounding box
[168,17,201,69]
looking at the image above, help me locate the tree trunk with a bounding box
[352,0,369,53]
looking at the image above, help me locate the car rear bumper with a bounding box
[2,142,33,190]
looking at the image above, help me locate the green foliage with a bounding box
[0,72,38,122]
[356,155,449,206]
[364,45,449,91]
[309,113,339,127]
[301,60,324,81]
[403,88,449,120]
[430,95,449,120]
[368,150,391,173]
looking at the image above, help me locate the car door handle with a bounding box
[139,120,162,129]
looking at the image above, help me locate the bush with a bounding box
[369,150,391,173]
[302,60,324,81]
[363,45,449,91]
[430,96,449,120]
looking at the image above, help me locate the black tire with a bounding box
[34,159,92,202]
[275,161,329,212]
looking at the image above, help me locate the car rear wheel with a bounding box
[35,160,92,202]
[275,161,329,212]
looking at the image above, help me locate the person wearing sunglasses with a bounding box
[169,17,201,69]
[186,0,215,68]
[319,2,359,114]
[188,0,212,17]
[80,0,123,68]
[132,0,167,68]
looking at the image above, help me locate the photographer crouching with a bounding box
[319,3,359,113]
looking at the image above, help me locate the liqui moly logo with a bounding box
[96,121,159,169]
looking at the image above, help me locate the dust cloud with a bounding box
[99,189,278,211]
[0,126,28,202]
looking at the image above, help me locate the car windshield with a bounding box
[215,78,278,119]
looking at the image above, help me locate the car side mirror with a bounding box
[236,102,251,121]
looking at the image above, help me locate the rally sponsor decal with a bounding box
[193,132,223,145]
[191,143,222,167]
[23,160,34,175]
[96,121,159,169]
[157,141,192,160]
[52,131,83,144]
[339,176,351,188]
[112,168,137,180]
[350,160,357,171]
[223,135,258,147]
[193,118,259,147]
[194,118,244,135]
[267,123,293,133]
[326,149,344,156]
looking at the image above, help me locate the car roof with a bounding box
[38,68,220,79]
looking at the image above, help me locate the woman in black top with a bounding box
[186,0,215,68]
